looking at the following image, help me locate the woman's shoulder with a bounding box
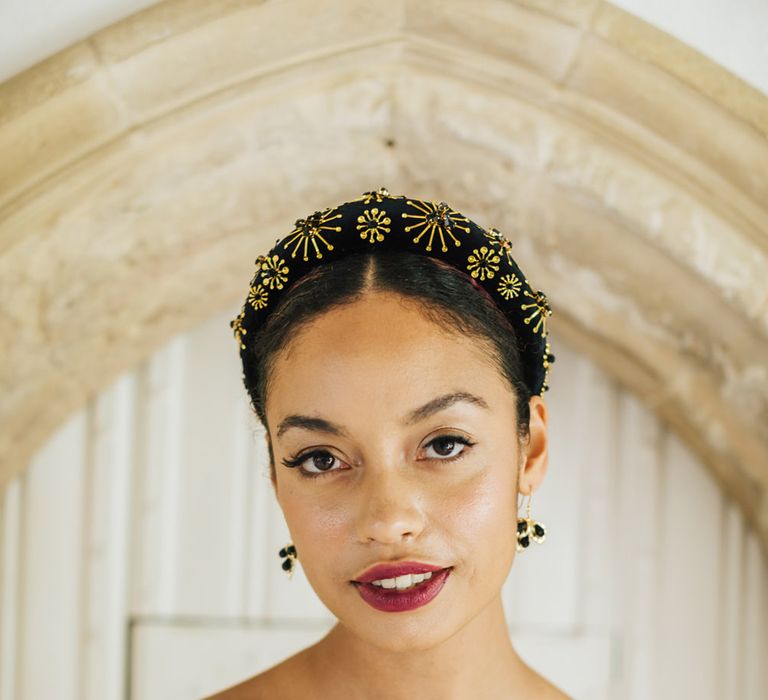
[520,665,573,700]
[201,668,275,700]
[202,650,310,700]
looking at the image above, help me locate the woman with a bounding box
[208,187,568,699]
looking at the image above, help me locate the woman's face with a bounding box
[264,291,548,651]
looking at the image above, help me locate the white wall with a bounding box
[1,0,767,93]
[1,306,766,699]
[611,0,768,93]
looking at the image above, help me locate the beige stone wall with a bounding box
[1,0,767,553]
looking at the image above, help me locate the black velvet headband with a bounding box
[230,186,556,395]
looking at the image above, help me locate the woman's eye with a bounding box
[424,434,475,461]
[281,449,344,478]
[281,434,475,479]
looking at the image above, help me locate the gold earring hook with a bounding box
[518,485,533,515]
[526,491,532,521]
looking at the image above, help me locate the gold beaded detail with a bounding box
[229,309,247,351]
[357,207,391,244]
[484,226,515,267]
[466,245,502,281]
[255,253,290,290]
[283,208,342,261]
[402,199,471,252]
[497,273,523,300]
[520,288,552,337]
[356,186,400,204]
[247,284,269,311]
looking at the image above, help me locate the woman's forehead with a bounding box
[274,304,492,388]
[264,294,512,427]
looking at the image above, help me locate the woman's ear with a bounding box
[518,395,549,495]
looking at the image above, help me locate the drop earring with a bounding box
[278,542,298,579]
[517,488,546,551]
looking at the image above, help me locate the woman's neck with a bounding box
[303,594,543,699]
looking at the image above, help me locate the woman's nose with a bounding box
[354,465,426,544]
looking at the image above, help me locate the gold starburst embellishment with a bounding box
[282,208,342,261]
[541,340,556,393]
[497,273,523,300]
[483,226,515,266]
[401,199,471,252]
[255,253,290,290]
[247,284,269,311]
[466,246,501,281]
[357,207,391,244]
[230,309,247,350]
[357,186,398,204]
[520,288,552,337]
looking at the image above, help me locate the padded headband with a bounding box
[230,187,555,395]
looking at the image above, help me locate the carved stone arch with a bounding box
[1,0,767,553]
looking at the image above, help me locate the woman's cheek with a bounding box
[280,500,347,590]
[448,467,515,535]
[286,494,347,540]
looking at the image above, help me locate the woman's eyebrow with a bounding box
[275,391,489,439]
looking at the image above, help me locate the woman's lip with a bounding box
[352,562,452,583]
[352,566,453,612]
[351,566,453,585]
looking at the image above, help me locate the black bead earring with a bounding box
[279,543,298,579]
[517,489,546,551]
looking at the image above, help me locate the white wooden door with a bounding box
[1,305,766,700]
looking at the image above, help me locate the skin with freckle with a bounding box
[206,291,568,700]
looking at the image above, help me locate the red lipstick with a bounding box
[351,561,454,613]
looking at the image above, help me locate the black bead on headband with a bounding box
[230,187,556,395]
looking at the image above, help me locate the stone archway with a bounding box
[1,0,767,553]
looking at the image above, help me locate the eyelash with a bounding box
[281,434,476,479]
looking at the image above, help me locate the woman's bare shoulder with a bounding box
[540,682,572,700]
[525,667,572,700]
[201,650,310,700]
[201,668,275,700]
